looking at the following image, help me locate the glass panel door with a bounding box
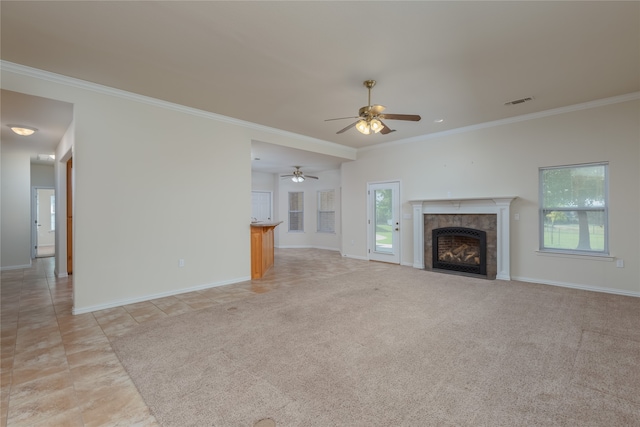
[368,182,400,264]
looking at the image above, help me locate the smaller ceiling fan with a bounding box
[326,80,421,135]
[281,166,318,183]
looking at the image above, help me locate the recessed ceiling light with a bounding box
[434,119,444,123]
[8,125,38,136]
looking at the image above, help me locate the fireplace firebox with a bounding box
[432,227,487,276]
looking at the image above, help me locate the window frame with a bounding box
[288,191,304,233]
[317,189,336,234]
[539,162,609,256]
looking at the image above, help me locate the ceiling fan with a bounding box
[326,80,421,135]
[281,166,318,183]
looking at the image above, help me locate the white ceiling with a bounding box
[1,1,638,172]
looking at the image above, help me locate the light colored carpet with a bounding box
[112,265,640,426]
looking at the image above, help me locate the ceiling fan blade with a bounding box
[379,120,395,135]
[325,116,358,122]
[336,121,357,134]
[380,113,421,121]
[369,104,386,115]
[305,175,319,180]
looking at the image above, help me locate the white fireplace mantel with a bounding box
[410,197,517,280]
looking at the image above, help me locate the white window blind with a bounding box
[317,190,335,233]
[539,162,608,255]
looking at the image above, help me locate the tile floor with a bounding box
[1,249,389,426]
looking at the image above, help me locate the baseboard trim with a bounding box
[340,253,368,261]
[72,275,252,315]
[54,270,69,278]
[1,262,32,271]
[512,275,640,298]
[276,245,340,252]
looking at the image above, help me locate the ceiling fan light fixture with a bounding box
[356,119,370,135]
[370,119,383,133]
[291,176,305,183]
[8,125,38,136]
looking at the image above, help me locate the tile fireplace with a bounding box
[410,197,516,280]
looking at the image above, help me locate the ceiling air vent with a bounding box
[504,97,534,106]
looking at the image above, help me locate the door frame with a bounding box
[367,180,401,264]
[31,186,56,259]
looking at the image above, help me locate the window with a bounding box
[288,192,304,232]
[317,190,335,233]
[539,162,608,254]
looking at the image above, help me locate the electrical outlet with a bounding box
[179,259,185,267]
[514,213,520,221]
[616,259,624,268]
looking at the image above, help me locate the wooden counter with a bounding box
[250,221,282,279]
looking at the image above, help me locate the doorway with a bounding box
[32,187,56,258]
[368,181,401,264]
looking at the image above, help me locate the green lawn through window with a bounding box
[543,224,605,251]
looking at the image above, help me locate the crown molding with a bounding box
[0,60,356,157]
[359,91,640,153]
[2,61,635,159]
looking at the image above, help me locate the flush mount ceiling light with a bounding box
[8,125,38,136]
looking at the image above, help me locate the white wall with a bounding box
[31,163,55,187]
[251,171,276,192]
[1,142,32,269]
[342,99,640,295]
[72,94,252,313]
[277,168,342,251]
